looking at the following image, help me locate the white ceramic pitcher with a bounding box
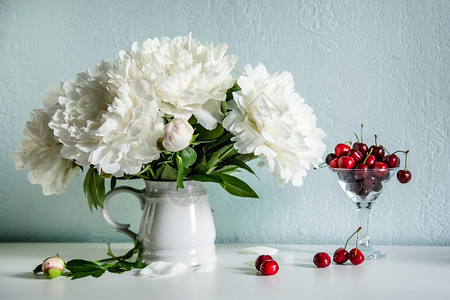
[101,180,217,266]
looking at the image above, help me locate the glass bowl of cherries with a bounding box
[322,125,412,259]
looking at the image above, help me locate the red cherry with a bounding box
[348,248,365,265]
[333,247,348,264]
[335,143,350,157]
[382,154,400,168]
[259,260,279,275]
[338,156,355,169]
[329,158,339,168]
[372,162,388,177]
[397,170,412,183]
[326,153,337,165]
[369,145,385,160]
[354,164,369,179]
[352,142,368,156]
[363,154,376,167]
[349,149,363,163]
[255,255,273,271]
[313,252,331,268]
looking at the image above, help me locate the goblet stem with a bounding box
[356,202,372,250]
[356,201,385,260]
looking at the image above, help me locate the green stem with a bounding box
[360,124,364,143]
[218,146,235,161]
[344,227,362,250]
[362,148,373,164]
[355,229,361,255]
[404,150,409,170]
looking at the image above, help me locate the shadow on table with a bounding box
[11,272,47,280]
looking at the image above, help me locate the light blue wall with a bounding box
[1,0,449,245]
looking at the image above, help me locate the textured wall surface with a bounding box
[1,0,449,245]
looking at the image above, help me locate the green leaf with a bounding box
[83,168,106,211]
[110,177,117,191]
[206,144,234,171]
[179,147,197,167]
[226,159,258,177]
[132,261,147,269]
[189,173,224,184]
[195,124,224,142]
[108,261,133,274]
[219,174,259,198]
[193,153,208,174]
[212,165,239,174]
[159,164,178,181]
[221,100,227,115]
[32,264,42,274]
[225,82,240,101]
[64,259,106,279]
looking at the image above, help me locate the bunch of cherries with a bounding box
[314,227,365,268]
[323,125,412,198]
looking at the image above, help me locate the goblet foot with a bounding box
[358,245,386,260]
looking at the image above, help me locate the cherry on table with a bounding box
[333,247,348,264]
[260,260,279,275]
[255,255,273,271]
[313,252,331,268]
[348,248,365,265]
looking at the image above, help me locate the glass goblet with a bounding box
[330,166,399,260]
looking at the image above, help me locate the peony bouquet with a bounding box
[14,34,326,210]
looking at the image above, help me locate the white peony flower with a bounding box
[117,33,237,130]
[161,118,194,152]
[13,86,81,195]
[223,64,326,187]
[49,61,164,177]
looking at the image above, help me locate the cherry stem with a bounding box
[360,124,364,143]
[362,148,373,164]
[374,135,378,146]
[404,150,409,170]
[392,150,408,155]
[382,145,391,155]
[355,229,361,255]
[344,227,362,250]
[353,133,360,143]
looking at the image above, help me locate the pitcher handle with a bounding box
[100,186,145,243]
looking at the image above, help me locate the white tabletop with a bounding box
[0,243,449,300]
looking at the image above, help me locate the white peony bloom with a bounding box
[117,33,237,130]
[49,61,164,177]
[223,64,326,187]
[161,118,194,152]
[13,86,81,195]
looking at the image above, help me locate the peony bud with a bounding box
[42,256,65,279]
[161,118,194,152]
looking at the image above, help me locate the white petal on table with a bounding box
[138,261,188,278]
[239,246,279,255]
